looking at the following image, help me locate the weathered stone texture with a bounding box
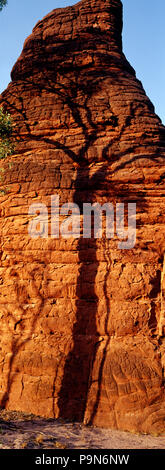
[0,0,165,433]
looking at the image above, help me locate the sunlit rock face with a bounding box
[0,0,165,433]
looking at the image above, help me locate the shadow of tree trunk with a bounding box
[57,165,99,420]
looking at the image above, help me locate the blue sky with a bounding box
[0,0,165,124]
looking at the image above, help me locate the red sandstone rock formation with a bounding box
[0,0,165,433]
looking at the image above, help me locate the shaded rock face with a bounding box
[1,0,165,433]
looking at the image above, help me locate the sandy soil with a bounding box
[0,410,164,449]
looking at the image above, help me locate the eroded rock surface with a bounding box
[0,0,165,433]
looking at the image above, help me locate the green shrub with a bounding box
[0,107,14,159]
[0,1,7,12]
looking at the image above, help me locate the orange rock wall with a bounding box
[0,0,165,433]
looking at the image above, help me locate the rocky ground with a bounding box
[0,410,164,449]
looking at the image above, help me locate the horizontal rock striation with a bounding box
[0,0,165,433]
